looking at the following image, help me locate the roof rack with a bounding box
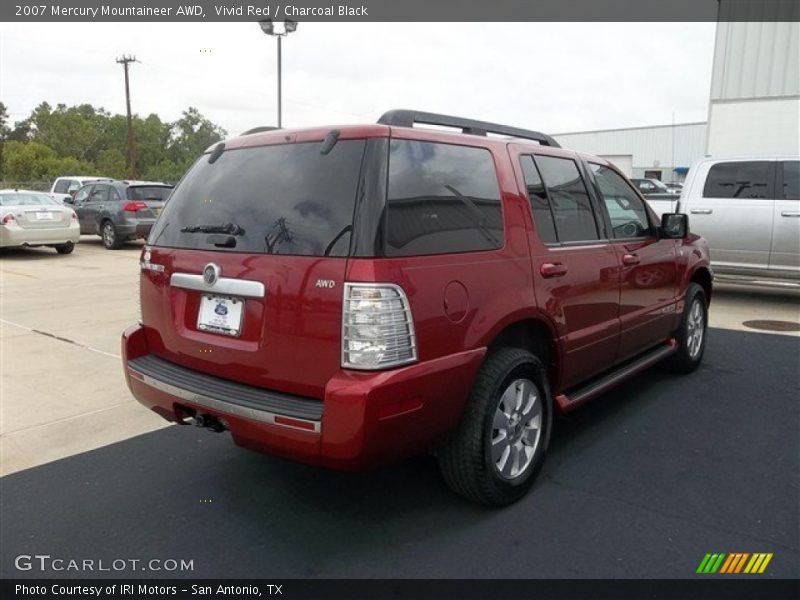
[240,126,281,135]
[377,109,560,148]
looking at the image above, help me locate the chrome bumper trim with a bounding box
[129,368,321,433]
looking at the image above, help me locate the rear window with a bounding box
[148,140,366,256]
[703,161,772,199]
[385,140,503,256]
[127,186,173,201]
[0,193,58,206]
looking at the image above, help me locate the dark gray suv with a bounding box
[69,180,173,249]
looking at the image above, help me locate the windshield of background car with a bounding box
[127,186,173,201]
[0,193,60,207]
[147,140,366,256]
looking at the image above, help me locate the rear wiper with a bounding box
[180,222,245,235]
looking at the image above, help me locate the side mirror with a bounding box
[63,196,74,205]
[660,213,688,239]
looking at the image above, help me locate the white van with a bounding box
[676,156,799,281]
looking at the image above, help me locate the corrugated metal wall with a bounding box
[712,4,800,100]
[553,123,707,177]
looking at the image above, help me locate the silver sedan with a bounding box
[0,190,81,254]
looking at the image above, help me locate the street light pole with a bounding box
[259,19,297,128]
[277,35,282,127]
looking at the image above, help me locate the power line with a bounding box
[116,55,139,179]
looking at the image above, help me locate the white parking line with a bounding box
[0,318,121,360]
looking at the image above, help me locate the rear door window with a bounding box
[519,155,557,244]
[702,161,773,199]
[534,155,599,242]
[89,185,109,202]
[148,140,366,256]
[781,161,799,200]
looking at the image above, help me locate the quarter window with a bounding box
[702,161,772,199]
[590,163,652,238]
[385,140,503,256]
[534,155,599,242]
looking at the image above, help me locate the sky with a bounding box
[1,22,717,136]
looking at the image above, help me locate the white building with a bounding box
[706,4,799,156]
[553,1,799,181]
[553,122,707,183]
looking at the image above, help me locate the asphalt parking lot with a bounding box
[1,237,799,578]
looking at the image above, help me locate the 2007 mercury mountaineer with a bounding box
[123,110,712,506]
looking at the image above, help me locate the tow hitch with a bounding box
[181,412,228,432]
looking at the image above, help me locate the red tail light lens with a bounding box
[70,211,78,220]
[123,201,148,212]
[1,213,15,225]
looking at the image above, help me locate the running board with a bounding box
[555,339,677,412]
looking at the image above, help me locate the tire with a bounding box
[101,221,123,250]
[665,282,708,373]
[54,241,74,254]
[437,348,553,507]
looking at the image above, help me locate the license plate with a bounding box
[197,295,244,337]
[36,212,54,220]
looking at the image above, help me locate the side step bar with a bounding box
[556,339,678,412]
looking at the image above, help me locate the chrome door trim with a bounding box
[170,272,265,298]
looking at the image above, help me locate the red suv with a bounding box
[123,110,712,506]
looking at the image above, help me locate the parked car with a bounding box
[678,156,800,280]
[122,110,712,506]
[49,176,112,204]
[68,180,173,249]
[664,182,683,194]
[631,178,681,215]
[0,189,80,253]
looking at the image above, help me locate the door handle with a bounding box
[781,211,800,217]
[540,263,567,278]
[690,209,713,214]
[622,254,640,266]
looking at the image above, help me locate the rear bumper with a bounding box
[0,223,80,247]
[122,324,485,469]
[117,218,156,238]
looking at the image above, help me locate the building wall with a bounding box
[706,5,800,156]
[553,123,707,183]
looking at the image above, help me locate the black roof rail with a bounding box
[377,109,560,148]
[240,126,281,136]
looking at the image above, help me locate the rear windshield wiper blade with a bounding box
[180,222,246,235]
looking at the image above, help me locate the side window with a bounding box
[109,187,122,202]
[702,161,772,199]
[782,161,799,200]
[67,181,82,194]
[385,140,503,256]
[534,155,599,242]
[589,163,652,239]
[73,186,93,204]
[519,155,557,244]
[53,179,71,194]
[90,185,110,202]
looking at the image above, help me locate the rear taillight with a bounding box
[1,213,15,225]
[123,201,148,212]
[70,211,78,220]
[342,283,417,370]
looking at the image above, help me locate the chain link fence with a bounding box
[0,181,51,191]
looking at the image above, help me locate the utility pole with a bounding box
[116,55,138,179]
[259,20,298,127]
